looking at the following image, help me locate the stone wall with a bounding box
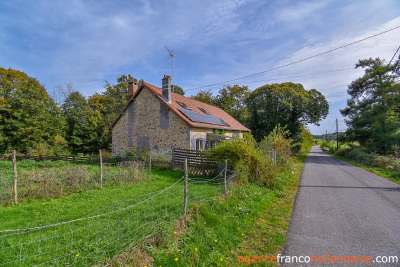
[112,88,190,155]
[111,86,246,155]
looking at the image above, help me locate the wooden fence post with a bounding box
[148,153,152,180]
[224,159,227,194]
[171,147,174,170]
[201,152,205,177]
[99,149,103,188]
[183,158,188,216]
[12,150,18,206]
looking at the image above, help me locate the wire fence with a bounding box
[0,165,238,266]
[0,161,147,206]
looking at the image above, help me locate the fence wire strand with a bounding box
[0,165,235,266]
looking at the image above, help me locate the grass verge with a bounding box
[329,153,400,185]
[116,152,308,267]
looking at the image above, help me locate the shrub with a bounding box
[335,147,400,172]
[208,133,280,188]
[259,125,293,165]
[320,140,334,151]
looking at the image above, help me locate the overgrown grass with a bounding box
[330,153,400,185]
[0,161,150,205]
[115,152,307,266]
[319,144,400,185]
[0,159,87,170]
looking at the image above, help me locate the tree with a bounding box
[192,89,214,104]
[192,85,250,125]
[340,58,400,154]
[246,82,329,145]
[85,74,139,151]
[62,91,103,154]
[102,74,137,114]
[172,85,185,95]
[0,68,66,153]
[213,85,250,125]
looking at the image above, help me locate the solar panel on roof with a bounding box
[178,109,230,127]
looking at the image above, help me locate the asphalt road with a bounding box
[282,146,400,266]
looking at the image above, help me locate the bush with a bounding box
[335,147,400,172]
[259,125,293,165]
[208,128,297,189]
[208,133,277,187]
[320,140,334,151]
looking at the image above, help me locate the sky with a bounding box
[1,0,400,135]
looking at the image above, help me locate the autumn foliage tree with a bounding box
[0,67,66,153]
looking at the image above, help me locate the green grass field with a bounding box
[0,167,225,266]
[0,148,309,266]
[114,152,307,266]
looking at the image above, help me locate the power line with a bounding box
[226,67,354,86]
[186,25,400,91]
[182,67,354,89]
[387,45,400,66]
[329,121,336,133]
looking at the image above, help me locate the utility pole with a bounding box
[325,130,327,141]
[336,118,339,150]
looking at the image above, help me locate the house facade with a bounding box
[109,75,250,155]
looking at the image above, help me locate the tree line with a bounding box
[192,83,329,150]
[1,66,332,155]
[0,69,133,155]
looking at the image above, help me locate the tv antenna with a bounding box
[165,46,174,92]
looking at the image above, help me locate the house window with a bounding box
[198,107,210,115]
[209,140,217,149]
[176,101,192,110]
[196,138,204,150]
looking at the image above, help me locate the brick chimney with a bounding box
[128,82,138,97]
[162,74,171,104]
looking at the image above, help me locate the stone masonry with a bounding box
[112,87,189,155]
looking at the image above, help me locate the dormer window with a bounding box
[176,101,192,110]
[198,107,210,115]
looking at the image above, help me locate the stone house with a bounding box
[108,75,250,155]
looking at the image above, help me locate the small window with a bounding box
[196,138,204,150]
[209,140,217,149]
[198,107,210,115]
[176,101,192,110]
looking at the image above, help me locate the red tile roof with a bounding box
[109,80,250,132]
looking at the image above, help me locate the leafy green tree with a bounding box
[102,74,137,114]
[246,82,329,146]
[341,58,400,153]
[62,91,103,154]
[213,85,250,125]
[192,85,250,125]
[85,74,138,151]
[192,89,214,104]
[0,68,66,153]
[172,85,185,95]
